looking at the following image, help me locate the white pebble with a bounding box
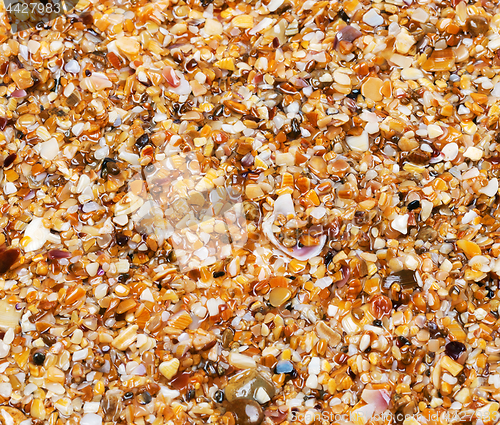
[346,131,369,152]
[64,59,81,74]
[81,414,102,425]
[442,142,458,161]
[73,348,88,362]
[363,9,384,27]
[308,357,321,375]
[40,138,59,160]
[427,124,444,139]
[305,374,318,389]
[401,68,423,80]
[479,178,498,197]
[0,382,12,398]
[267,0,284,12]
[391,214,409,234]
[463,146,483,161]
[24,217,50,252]
[395,29,415,54]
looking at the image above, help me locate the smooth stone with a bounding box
[225,369,276,404]
[227,400,264,425]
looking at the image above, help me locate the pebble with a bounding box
[361,77,384,101]
[269,287,292,307]
[395,29,415,54]
[442,143,458,161]
[401,68,423,80]
[308,156,328,178]
[275,360,295,375]
[463,146,482,161]
[363,9,384,27]
[333,69,351,86]
[159,358,180,380]
[116,37,140,56]
[391,214,409,234]
[40,138,59,160]
[479,178,498,197]
[225,369,276,404]
[427,124,444,139]
[81,414,102,425]
[346,131,369,152]
[227,400,264,425]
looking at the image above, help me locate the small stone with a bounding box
[269,287,292,307]
[227,400,264,425]
[81,414,102,425]
[333,68,351,85]
[427,124,444,139]
[463,146,483,161]
[274,361,295,375]
[346,131,369,152]
[40,138,59,160]
[401,68,423,80]
[228,353,257,369]
[0,249,20,275]
[422,49,455,72]
[205,18,223,36]
[159,358,180,380]
[115,37,140,57]
[11,69,34,90]
[308,156,328,178]
[407,200,420,211]
[466,16,488,37]
[363,9,384,27]
[442,143,458,161]
[412,8,429,23]
[391,214,409,234]
[479,178,498,197]
[232,14,254,29]
[456,240,481,259]
[225,369,276,403]
[395,29,415,54]
[0,407,26,425]
[361,77,384,101]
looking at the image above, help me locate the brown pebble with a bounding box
[227,400,264,425]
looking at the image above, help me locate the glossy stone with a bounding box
[227,400,264,425]
[0,248,20,275]
[274,360,295,375]
[225,369,276,403]
[466,16,488,37]
[445,341,465,361]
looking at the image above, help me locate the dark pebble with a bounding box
[227,400,264,425]
[445,341,466,361]
[214,390,224,403]
[407,200,421,211]
[32,352,45,365]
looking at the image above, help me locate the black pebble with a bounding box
[347,89,360,99]
[214,390,224,403]
[339,9,349,22]
[138,391,152,405]
[135,134,150,149]
[408,200,421,211]
[32,352,45,365]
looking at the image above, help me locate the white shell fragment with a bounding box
[346,131,369,152]
[23,217,50,252]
